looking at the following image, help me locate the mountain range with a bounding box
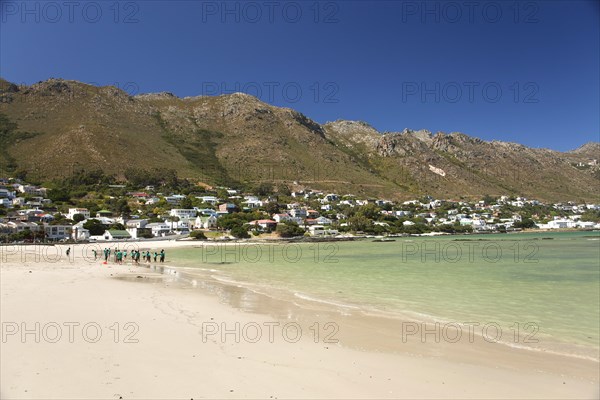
[0,78,598,202]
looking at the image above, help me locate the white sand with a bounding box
[1,244,598,399]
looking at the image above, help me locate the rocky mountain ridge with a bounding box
[0,78,598,202]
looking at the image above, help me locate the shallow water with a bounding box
[167,231,600,358]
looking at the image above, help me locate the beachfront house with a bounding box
[91,229,132,241]
[546,219,577,229]
[308,225,338,236]
[127,225,152,239]
[247,219,277,232]
[72,227,90,241]
[194,215,218,230]
[44,224,72,240]
[168,219,191,234]
[0,223,12,235]
[107,230,131,240]
[146,222,171,237]
[3,221,41,234]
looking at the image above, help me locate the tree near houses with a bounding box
[83,219,106,236]
[513,218,536,229]
[276,222,305,238]
[230,225,250,239]
[180,195,193,210]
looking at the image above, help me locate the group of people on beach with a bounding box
[92,248,166,265]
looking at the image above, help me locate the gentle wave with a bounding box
[293,292,361,309]
[501,339,600,362]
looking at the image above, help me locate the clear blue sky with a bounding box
[1,0,598,151]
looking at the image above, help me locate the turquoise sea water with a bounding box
[168,231,600,358]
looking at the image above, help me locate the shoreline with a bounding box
[1,244,599,399]
[156,260,600,364]
[1,227,598,248]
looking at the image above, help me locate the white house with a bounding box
[168,219,192,234]
[194,215,218,229]
[170,209,197,219]
[73,227,90,241]
[472,219,487,230]
[197,196,219,205]
[547,219,576,229]
[308,225,338,236]
[17,185,46,196]
[91,229,131,241]
[576,221,597,229]
[124,227,137,239]
[145,197,161,205]
[44,224,72,240]
[273,213,292,223]
[459,218,474,226]
[5,221,40,233]
[289,208,307,219]
[125,219,148,229]
[67,208,90,220]
[243,197,263,208]
[146,222,171,237]
[315,216,333,225]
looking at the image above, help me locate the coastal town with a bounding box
[1,173,599,243]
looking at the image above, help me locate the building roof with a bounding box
[107,230,131,238]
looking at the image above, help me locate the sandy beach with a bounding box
[1,242,598,399]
